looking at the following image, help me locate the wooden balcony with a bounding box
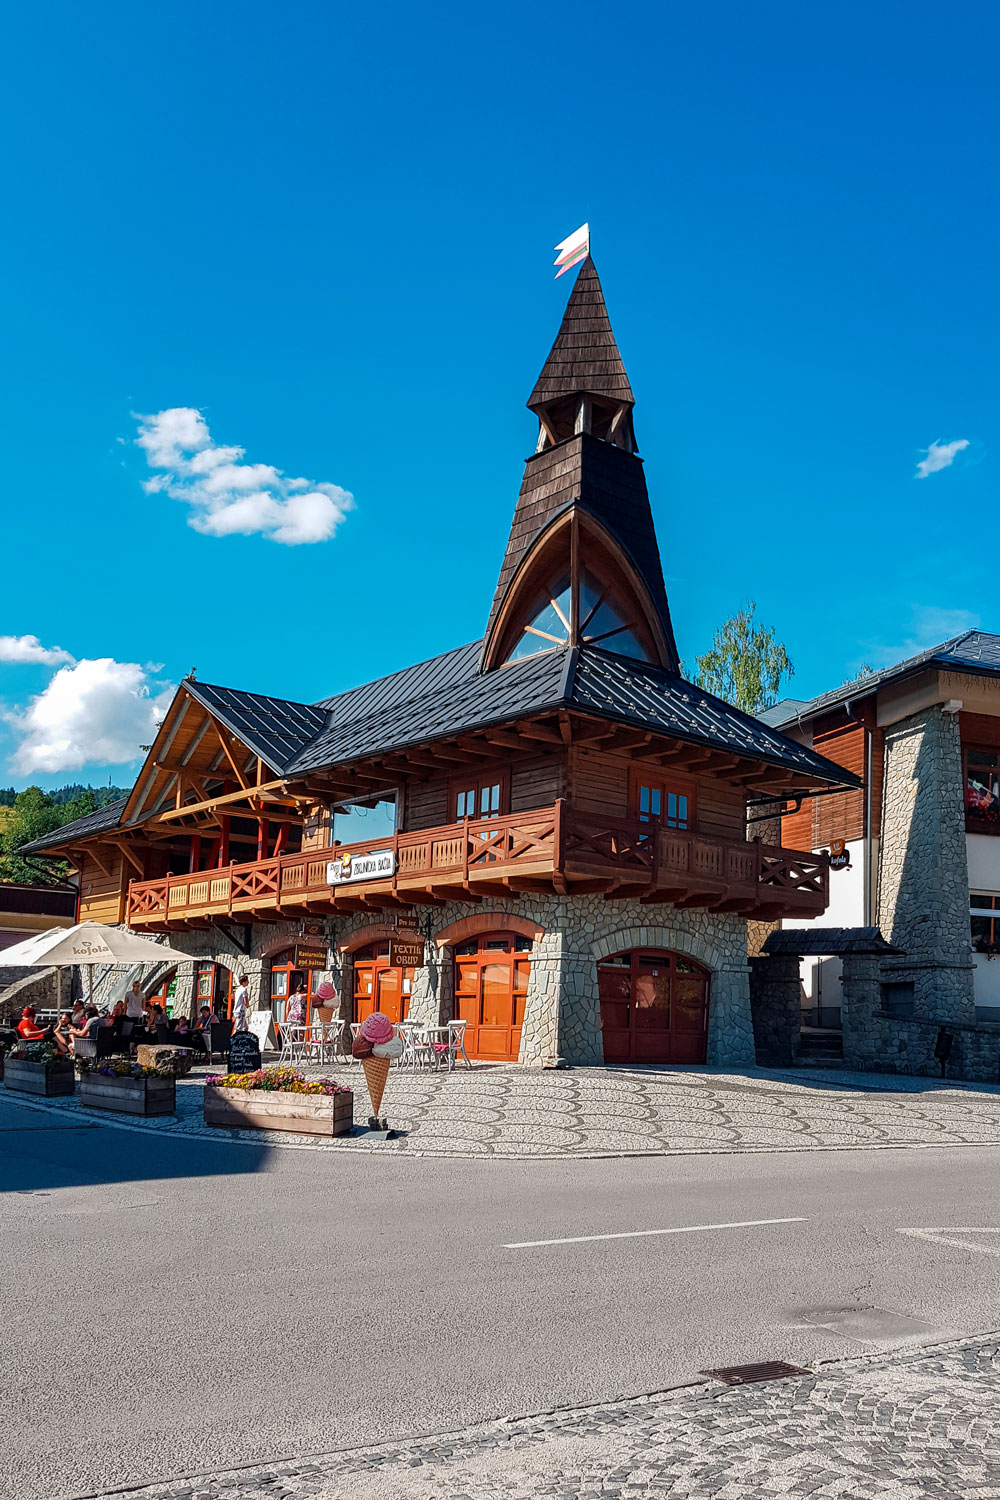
[125,801,829,931]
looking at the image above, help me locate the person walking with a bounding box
[232,974,250,1032]
[124,980,145,1021]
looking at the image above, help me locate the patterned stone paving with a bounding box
[10,1061,1000,1158]
[68,1335,1000,1498]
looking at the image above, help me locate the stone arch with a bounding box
[258,932,304,960]
[590,925,724,973]
[434,914,545,950]
[337,924,399,956]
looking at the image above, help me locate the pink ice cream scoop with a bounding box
[360,1011,394,1044]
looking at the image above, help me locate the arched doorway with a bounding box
[598,949,709,1064]
[353,941,413,1026]
[195,961,234,1018]
[147,968,178,1014]
[270,947,325,1028]
[453,933,531,1061]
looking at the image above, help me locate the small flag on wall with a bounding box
[553,223,590,278]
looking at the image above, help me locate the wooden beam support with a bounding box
[514,719,563,745]
[216,728,251,790]
[158,779,291,822]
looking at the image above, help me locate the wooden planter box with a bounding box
[204,1083,354,1137]
[79,1074,176,1116]
[4,1059,76,1097]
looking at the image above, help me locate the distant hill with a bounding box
[0,783,131,886]
[0,783,128,809]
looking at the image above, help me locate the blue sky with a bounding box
[1,1,996,789]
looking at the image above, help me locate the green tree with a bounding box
[0,786,66,884]
[692,602,793,715]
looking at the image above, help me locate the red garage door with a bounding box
[598,949,709,1064]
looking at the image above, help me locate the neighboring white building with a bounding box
[761,631,1000,1039]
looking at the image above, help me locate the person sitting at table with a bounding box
[51,1009,74,1055]
[69,1006,102,1055]
[70,1000,87,1031]
[16,1006,47,1041]
[148,1003,168,1032]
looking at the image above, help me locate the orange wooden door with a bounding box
[598,950,709,1064]
[353,943,412,1025]
[453,935,529,1060]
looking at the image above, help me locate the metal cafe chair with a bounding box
[448,1019,472,1069]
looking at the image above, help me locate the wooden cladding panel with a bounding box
[570,747,745,840]
[78,849,126,924]
[404,780,450,833]
[511,754,566,814]
[404,754,567,832]
[960,712,1000,751]
[780,719,880,850]
[300,801,329,852]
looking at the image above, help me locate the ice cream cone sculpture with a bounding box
[352,1011,404,1125]
[361,1054,391,1117]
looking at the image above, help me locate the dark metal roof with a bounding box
[314,642,481,723]
[528,259,634,410]
[571,651,857,786]
[185,680,328,775]
[19,796,129,854]
[288,642,856,788]
[762,927,903,957]
[290,646,569,775]
[764,630,1000,728]
[756,699,809,728]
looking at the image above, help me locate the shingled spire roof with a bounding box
[527,258,634,411]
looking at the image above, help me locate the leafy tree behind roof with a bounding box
[0,784,127,886]
[690,602,793,716]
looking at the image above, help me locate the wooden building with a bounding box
[24,259,853,1066]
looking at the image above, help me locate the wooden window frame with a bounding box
[449,765,511,823]
[964,745,1000,836]
[628,765,696,830]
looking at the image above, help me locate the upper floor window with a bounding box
[965,747,1000,832]
[971,892,1000,954]
[629,768,693,830]
[505,566,654,666]
[330,792,397,846]
[453,771,508,822]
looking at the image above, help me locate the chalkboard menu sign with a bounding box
[227,1030,262,1074]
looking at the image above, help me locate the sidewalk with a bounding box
[12,1059,1000,1158]
[66,1333,1000,1499]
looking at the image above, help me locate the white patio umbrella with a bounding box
[1,921,195,1006]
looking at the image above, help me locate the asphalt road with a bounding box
[5,1095,1000,1500]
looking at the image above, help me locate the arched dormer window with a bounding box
[506,566,654,664]
[488,511,665,670]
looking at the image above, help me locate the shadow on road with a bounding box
[0,1095,272,1193]
[601,1063,984,1096]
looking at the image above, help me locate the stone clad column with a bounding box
[748,953,801,1066]
[877,706,975,1024]
[839,953,883,1066]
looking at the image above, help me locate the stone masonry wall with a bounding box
[876,705,975,1024]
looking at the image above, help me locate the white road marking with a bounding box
[502,1216,808,1249]
[898,1227,1000,1257]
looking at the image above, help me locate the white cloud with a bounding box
[135,407,354,545]
[7,658,175,775]
[859,605,980,670]
[915,438,969,479]
[0,634,74,667]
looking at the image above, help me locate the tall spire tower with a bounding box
[481,258,679,675]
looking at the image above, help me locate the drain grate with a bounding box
[700,1360,811,1386]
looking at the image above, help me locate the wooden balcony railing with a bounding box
[126,800,828,928]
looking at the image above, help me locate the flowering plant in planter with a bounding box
[77,1058,169,1079]
[6,1040,66,1069]
[206,1066,351,1097]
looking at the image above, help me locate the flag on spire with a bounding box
[553,222,590,279]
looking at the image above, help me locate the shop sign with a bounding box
[295,944,328,970]
[829,839,851,871]
[326,849,396,885]
[390,934,425,968]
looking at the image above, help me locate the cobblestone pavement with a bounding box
[67,1335,1000,1499]
[11,1061,1000,1158]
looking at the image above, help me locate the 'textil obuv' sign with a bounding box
[326,849,396,886]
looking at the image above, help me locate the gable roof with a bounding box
[528,258,634,410]
[20,796,129,854]
[762,630,1000,729]
[183,680,329,775]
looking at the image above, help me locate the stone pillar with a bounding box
[748,953,801,1066]
[706,959,756,1066]
[877,706,975,1023]
[839,953,883,1067]
[520,911,572,1066]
